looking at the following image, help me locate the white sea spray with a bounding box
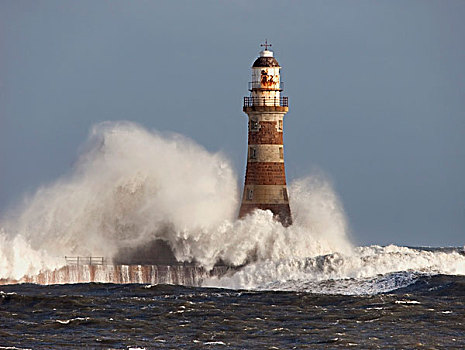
[1,121,464,293]
[205,245,465,293]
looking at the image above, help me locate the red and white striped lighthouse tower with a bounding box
[238,41,292,226]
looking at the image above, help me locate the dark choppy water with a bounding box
[1,274,464,349]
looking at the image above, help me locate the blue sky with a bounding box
[1,0,464,246]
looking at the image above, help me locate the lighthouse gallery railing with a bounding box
[243,96,288,107]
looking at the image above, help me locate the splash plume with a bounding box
[0,121,352,280]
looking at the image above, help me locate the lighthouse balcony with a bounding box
[243,96,288,108]
[248,81,284,91]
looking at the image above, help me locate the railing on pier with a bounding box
[243,96,288,107]
[65,256,109,266]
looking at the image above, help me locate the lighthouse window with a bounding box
[279,147,283,159]
[283,188,288,201]
[250,147,257,159]
[247,188,254,200]
[250,120,259,131]
[278,120,283,131]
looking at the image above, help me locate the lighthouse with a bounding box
[238,41,292,226]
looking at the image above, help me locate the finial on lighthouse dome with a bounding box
[253,40,280,67]
[260,39,273,57]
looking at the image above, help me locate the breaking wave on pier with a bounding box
[204,245,465,294]
[1,121,464,295]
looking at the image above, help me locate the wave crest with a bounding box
[205,245,465,294]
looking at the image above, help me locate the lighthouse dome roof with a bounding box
[252,50,280,67]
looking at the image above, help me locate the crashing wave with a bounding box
[0,121,463,295]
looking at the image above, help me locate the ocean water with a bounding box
[1,122,464,348]
[1,270,465,349]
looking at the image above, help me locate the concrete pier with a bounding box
[0,264,233,286]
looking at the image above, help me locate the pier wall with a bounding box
[0,265,232,286]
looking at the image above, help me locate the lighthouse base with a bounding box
[239,203,292,227]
